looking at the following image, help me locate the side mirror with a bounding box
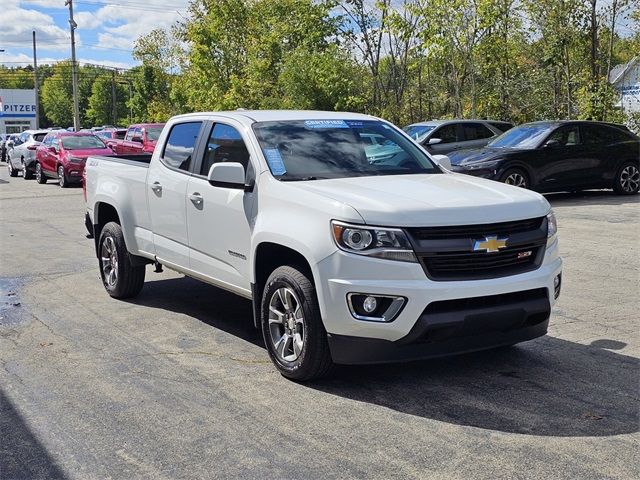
[208,162,246,189]
[428,137,442,145]
[543,139,560,148]
[432,154,451,170]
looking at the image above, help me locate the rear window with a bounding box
[61,135,106,150]
[33,133,47,142]
[146,126,164,141]
[161,122,202,171]
[115,130,126,139]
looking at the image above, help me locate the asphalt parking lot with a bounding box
[0,164,638,480]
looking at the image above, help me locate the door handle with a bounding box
[150,181,162,194]
[189,192,203,206]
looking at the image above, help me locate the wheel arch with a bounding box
[93,202,122,256]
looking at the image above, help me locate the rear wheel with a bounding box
[22,161,34,180]
[500,168,529,189]
[98,222,145,298]
[613,162,639,195]
[35,163,47,184]
[261,265,333,381]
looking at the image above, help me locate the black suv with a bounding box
[448,121,640,195]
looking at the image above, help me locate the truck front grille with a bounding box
[406,217,547,281]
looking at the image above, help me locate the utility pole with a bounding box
[111,70,117,125]
[32,31,39,129]
[66,0,80,131]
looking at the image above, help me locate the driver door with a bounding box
[186,120,256,295]
[537,125,591,190]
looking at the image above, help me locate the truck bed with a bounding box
[90,153,152,167]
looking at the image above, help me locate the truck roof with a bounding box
[171,110,377,123]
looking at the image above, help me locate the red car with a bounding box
[35,132,113,188]
[106,123,164,155]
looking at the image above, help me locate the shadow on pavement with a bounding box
[125,276,639,438]
[0,389,66,479]
[128,275,262,347]
[308,337,639,437]
[544,190,640,207]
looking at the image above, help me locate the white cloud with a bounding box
[76,11,103,30]
[22,0,68,8]
[0,4,70,51]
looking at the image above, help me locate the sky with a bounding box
[1,0,190,70]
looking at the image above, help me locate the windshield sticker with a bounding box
[345,121,365,128]
[264,148,287,175]
[304,120,349,129]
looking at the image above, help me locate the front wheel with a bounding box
[7,158,18,177]
[58,166,68,188]
[98,222,145,298]
[261,265,333,381]
[613,162,639,195]
[500,168,529,189]
[35,163,47,184]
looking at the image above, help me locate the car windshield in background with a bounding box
[61,135,106,150]
[403,124,436,142]
[253,120,440,181]
[488,124,552,149]
[146,127,163,141]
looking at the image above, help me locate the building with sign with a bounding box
[609,57,639,114]
[0,89,37,135]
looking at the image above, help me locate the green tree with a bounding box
[41,62,74,126]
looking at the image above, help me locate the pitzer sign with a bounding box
[0,89,37,118]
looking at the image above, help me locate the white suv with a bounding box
[6,129,49,179]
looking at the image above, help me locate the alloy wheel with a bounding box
[58,166,65,187]
[100,236,118,288]
[620,165,639,193]
[268,287,305,362]
[505,172,527,188]
[36,163,42,182]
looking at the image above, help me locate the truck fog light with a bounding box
[363,296,377,313]
[347,293,406,322]
[554,273,562,299]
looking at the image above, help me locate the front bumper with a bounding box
[314,238,562,363]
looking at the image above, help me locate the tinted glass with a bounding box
[489,122,514,133]
[33,133,47,142]
[547,125,580,146]
[489,124,553,149]
[403,124,436,142]
[461,123,494,140]
[432,124,459,143]
[146,126,163,141]
[252,120,439,181]
[115,130,127,139]
[201,124,250,176]
[61,135,106,150]
[162,122,202,171]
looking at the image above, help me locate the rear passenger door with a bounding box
[459,122,496,150]
[186,120,256,295]
[147,121,204,268]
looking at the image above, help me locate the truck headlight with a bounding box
[331,221,417,262]
[547,211,557,238]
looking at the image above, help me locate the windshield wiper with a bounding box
[279,175,326,181]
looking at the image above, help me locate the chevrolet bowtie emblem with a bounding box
[473,235,508,253]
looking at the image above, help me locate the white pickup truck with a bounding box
[85,110,562,381]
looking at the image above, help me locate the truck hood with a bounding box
[295,173,550,226]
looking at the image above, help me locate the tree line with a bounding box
[1,0,638,130]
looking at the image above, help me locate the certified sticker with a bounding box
[263,148,287,175]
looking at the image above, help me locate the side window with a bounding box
[200,123,250,176]
[547,126,580,146]
[20,132,29,143]
[51,137,60,150]
[125,128,135,141]
[162,122,202,172]
[132,128,142,142]
[582,125,609,146]
[461,123,494,141]
[432,124,459,144]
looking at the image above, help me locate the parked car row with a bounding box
[3,123,165,188]
[404,119,640,195]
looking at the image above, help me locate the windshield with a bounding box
[488,124,553,149]
[403,124,436,142]
[146,126,163,141]
[61,135,106,150]
[252,120,440,180]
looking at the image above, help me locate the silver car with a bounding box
[6,129,49,179]
[403,119,513,155]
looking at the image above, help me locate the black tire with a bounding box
[500,168,530,189]
[261,265,333,381]
[35,163,47,184]
[98,222,145,299]
[613,161,639,195]
[7,158,18,177]
[58,165,68,188]
[22,161,34,180]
